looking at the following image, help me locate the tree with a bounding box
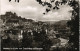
[35,0,79,51]
[67,1,79,51]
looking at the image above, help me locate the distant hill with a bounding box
[52,20,69,29]
[43,20,69,26]
[43,21,59,25]
[54,20,69,25]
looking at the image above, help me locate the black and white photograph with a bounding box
[0,0,79,51]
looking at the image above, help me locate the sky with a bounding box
[0,0,74,21]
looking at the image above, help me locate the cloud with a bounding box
[41,4,73,21]
[1,0,73,21]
